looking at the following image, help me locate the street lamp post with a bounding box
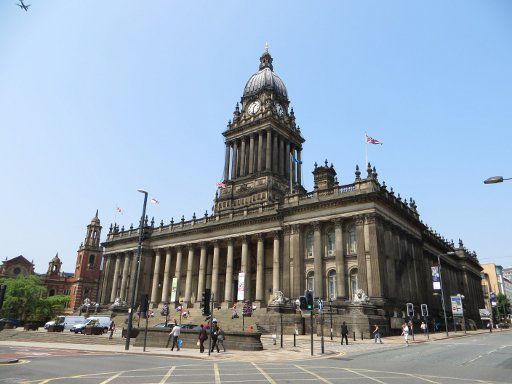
[437,252,454,338]
[125,189,149,351]
[329,297,333,341]
[483,176,512,184]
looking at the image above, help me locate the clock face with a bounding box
[275,103,284,116]
[248,100,261,115]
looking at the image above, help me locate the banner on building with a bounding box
[479,308,491,320]
[238,272,245,301]
[490,292,497,307]
[431,266,441,290]
[450,295,464,316]
[170,278,178,303]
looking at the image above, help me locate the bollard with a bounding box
[293,332,296,347]
[361,331,364,340]
[353,331,356,341]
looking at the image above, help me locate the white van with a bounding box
[45,316,86,330]
[70,316,111,334]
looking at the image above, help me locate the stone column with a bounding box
[119,252,131,301]
[224,142,231,181]
[333,219,346,299]
[273,133,278,173]
[224,238,234,306]
[282,226,291,297]
[266,130,272,171]
[206,251,213,290]
[150,249,162,306]
[355,215,368,294]
[161,247,172,303]
[285,142,291,179]
[197,243,207,301]
[232,141,238,179]
[240,138,246,177]
[248,134,255,175]
[257,131,263,172]
[110,254,121,302]
[273,231,281,296]
[291,224,303,297]
[241,236,249,300]
[256,234,265,303]
[184,245,195,305]
[291,146,297,185]
[279,137,284,176]
[100,255,112,303]
[127,251,138,304]
[313,222,324,299]
[297,149,302,185]
[174,246,183,302]
[211,241,220,302]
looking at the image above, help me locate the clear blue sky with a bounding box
[1,1,511,273]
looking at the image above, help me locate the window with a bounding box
[63,289,70,295]
[88,254,95,269]
[13,267,21,275]
[347,225,357,254]
[306,231,314,258]
[326,230,335,256]
[349,268,358,298]
[49,289,55,297]
[306,271,314,291]
[328,270,336,299]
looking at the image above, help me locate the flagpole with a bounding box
[365,132,368,167]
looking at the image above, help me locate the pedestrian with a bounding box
[372,324,382,344]
[420,321,427,336]
[231,303,239,319]
[217,327,226,352]
[108,319,115,340]
[198,324,208,353]
[401,322,410,346]
[210,322,220,353]
[341,321,349,345]
[169,320,181,351]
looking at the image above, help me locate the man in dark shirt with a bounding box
[341,321,349,345]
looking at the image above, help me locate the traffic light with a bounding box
[299,296,307,310]
[202,289,211,316]
[406,302,414,318]
[0,284,6,311]
[421,304,428,317]
[140,294,149,315]
[305,290,314,310]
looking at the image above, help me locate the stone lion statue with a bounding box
[271,291,290,305]
[352,289,370,303]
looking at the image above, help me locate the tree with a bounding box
[0,276,70,322]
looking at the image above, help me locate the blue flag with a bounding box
[291,155,303,164]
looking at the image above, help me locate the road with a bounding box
[0,331,510,383]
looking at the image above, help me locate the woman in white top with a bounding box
[401,322,409,346]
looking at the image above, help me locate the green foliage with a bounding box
[0,276,70,321]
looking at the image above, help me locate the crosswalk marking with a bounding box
[294,365,333,384]
[252,362,277,384]
[159,366,176,384]
[99,371,124,384]
[214,363,222,384]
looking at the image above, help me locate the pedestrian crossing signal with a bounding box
[299,296,307,310]
[202,289,211,316]
[305,290,314,310]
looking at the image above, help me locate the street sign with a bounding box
[479,308,491,320]
[421,304,428,317]
[450,296,464,316]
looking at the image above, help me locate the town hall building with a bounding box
[99,48,484,331]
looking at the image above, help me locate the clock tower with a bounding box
[215,46,305,213]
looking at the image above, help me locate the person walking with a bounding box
[217,327,226,352]
[198,324,208,353]
[401,322,410,346]
[108,320,115,340]
[341,321,349,345]
[169,320,181,351]
[372,324,383,344]
[210,322,220,353]
[231,303,239,319]
[420,321,427,336]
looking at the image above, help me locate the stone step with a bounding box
[0,329,128,345]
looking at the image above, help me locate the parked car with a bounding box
[0,318,20,328]
[180,324,201,331]
[70,316,111,334]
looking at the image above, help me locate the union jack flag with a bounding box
[216,182,227,189]
[366,134,383,145]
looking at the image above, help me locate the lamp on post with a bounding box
[125,188,149,351]
[483,176,511,184]
[436,251,455,337]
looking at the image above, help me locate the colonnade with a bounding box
[223,130,302,183]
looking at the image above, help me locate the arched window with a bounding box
[327,270,336,299]
[326,230,335,256]
[349,268,358,298]
[306,271,314,291]
[306,231,314,258]
[88,254,95,269]
[347,225,357,254]
[49,289,55,297]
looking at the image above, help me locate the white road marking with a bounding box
[99,371,124,384]
[159,366,175,384]
[294,365,333,384]
[252,362,277,384]
[344,368,387,384]
[214,363,221,384]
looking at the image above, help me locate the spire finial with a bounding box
[95,209,98,218]
[265,42,269,53]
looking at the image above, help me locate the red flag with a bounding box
[366,134,383,145]
[216,182,226,189]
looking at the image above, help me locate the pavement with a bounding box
[0,328,502,362]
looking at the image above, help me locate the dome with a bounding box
[243,48,288,99]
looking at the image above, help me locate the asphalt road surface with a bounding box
[0,331,510,383]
